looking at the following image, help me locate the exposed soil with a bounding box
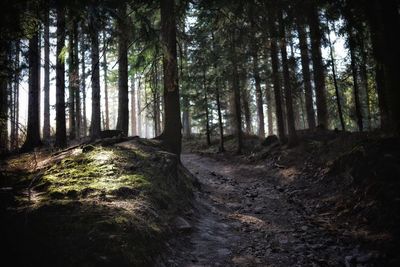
[164,150,396,267]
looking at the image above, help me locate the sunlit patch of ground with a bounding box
[0,140,192,266]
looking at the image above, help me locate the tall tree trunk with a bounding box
[137,77,142,136]
[22,33,41,151]
[81,35,87,136]
[266,85,274,136]
[68,18,76,140]
[89,10,101,140]
[308,2,328,128]
[203,68,211,146]
[249,5,265,138]
[359,38,371,129]
[327,23,345,131]
[347,24,364,132]
[268,13,285,141]
[43,9,51,139]
[279,11,298,146]
[230,30,243,153]
[180,41,191,139]
[11,41,20,149]
[116,8,129,136]
[160,0,182,155]
[241,75,252,135]
[215,82,225,152]
[130,75,137,136]
[102,32,109,130]
[366,0,400,133]
[0,41,8,152]
[55,5,67,148]
[74,24,81,138]
[297,22,316,129]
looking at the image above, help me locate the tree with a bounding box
[279,10,298,146]
[22,33,41,151]
[89,6,101,140]
[268,10,285,141]
[43,8,51,140]
[297,19,316,129]
[308,1,328,128]
[55,4,67,148]
[160,0,182,155]
[116,7,129,136]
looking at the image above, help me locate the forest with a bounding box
[0,0,399,266]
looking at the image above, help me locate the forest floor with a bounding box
[164,131,400,267]
[0,137,193,267]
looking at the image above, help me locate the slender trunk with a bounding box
[43,10,51,139]
[215,82,224,152]
[23,33,41,150]
[102,32,109,130]
[89,10,101,140]
[10,41,20,149]
[116,8,129,136]
[297,22,316,129]
[266,85,274,136]
[203,68,211,146]
[0,42,8,152]
[81,35,87,136]
[130,75,137,136]
[359,38,371,129]
[74,24,81,138]
[249,6,265,138]
[14,42,20,148]
[230,30,242,153]
[327,23,345,131]
[308,2,328,128]
[347,24,364,132]
[268,14,285,141]
[68,19,76,140]
[161,0,182,155]
[252,50,265,138]
[279,11,298,146]
[180,42,191,139]
[137,77,142,136]
[55,5,67,148]
[241,75,252,135]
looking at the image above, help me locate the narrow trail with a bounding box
[165,153,369,267]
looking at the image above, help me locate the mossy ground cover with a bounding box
[0,140,192,267]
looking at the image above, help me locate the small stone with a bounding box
[175,216,192,232]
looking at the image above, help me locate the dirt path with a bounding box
[164,153,373,267]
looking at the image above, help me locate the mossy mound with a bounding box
[0,139,192,267]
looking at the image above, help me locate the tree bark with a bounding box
[22,33,41,151]
[116,8,129,136]
[68,18,77,140]
[279,11,298,146]
[268,13,285,141]
[102,32,109,130]
[89,10,101,140]
[230,30,243,153]
[0,41,8,152]
[297,22,316,129]
[160,0,182,155]
[366,0,400,133]
[327,22,345,131]
[43,9,51,140]
[55,5,67,148]
[203,68,211,146]
[130,75,137,136]
[347,23,364,132]
[81,34,87,136]
[74,24,81,138]
[308,2,328,128]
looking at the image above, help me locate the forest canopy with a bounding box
[0,0,399,154]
